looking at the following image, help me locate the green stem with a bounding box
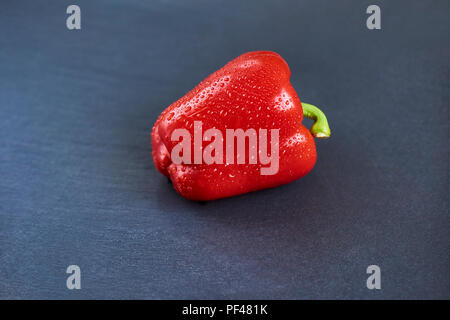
[302,102,331,138]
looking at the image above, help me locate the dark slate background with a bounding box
[0,0,448,299]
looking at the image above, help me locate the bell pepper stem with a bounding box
[302,102,331,138]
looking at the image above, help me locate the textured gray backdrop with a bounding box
[0,0,449,299]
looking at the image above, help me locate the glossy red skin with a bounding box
[151,51,317,201]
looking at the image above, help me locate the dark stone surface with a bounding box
[0,0,448,299]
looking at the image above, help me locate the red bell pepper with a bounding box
[151,51,330,201]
